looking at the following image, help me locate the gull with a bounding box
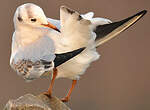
[10,3,147,102]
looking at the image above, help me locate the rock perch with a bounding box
[4,94,71,110]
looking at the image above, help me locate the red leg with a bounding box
[61,80,77,102]
[44,68,58,98]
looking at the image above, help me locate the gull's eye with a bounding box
[30,18,37,22]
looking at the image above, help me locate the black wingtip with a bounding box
[95,10,147,42]
[140,10,147,15]
[54,47,85,67]
[118,9,147,28]
[134,10,147,18]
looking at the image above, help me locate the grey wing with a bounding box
[13,36,56,63]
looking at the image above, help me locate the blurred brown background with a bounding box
[0,0,149,110]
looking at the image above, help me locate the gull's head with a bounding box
[14,3,59,31]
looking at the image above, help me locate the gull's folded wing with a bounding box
[95,10,147,47]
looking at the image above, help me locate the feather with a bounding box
[95,10,147,47]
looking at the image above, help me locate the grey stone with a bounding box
[4,94,71,110]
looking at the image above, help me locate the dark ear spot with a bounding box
[17,16,23,22]
[77,15,83,21]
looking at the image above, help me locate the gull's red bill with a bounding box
[42,22,60,32]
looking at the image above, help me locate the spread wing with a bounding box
[47,8,147,48]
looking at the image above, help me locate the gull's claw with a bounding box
[43,91,52,98]
[61,97,70,102]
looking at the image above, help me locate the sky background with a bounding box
[0,0,150,110]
